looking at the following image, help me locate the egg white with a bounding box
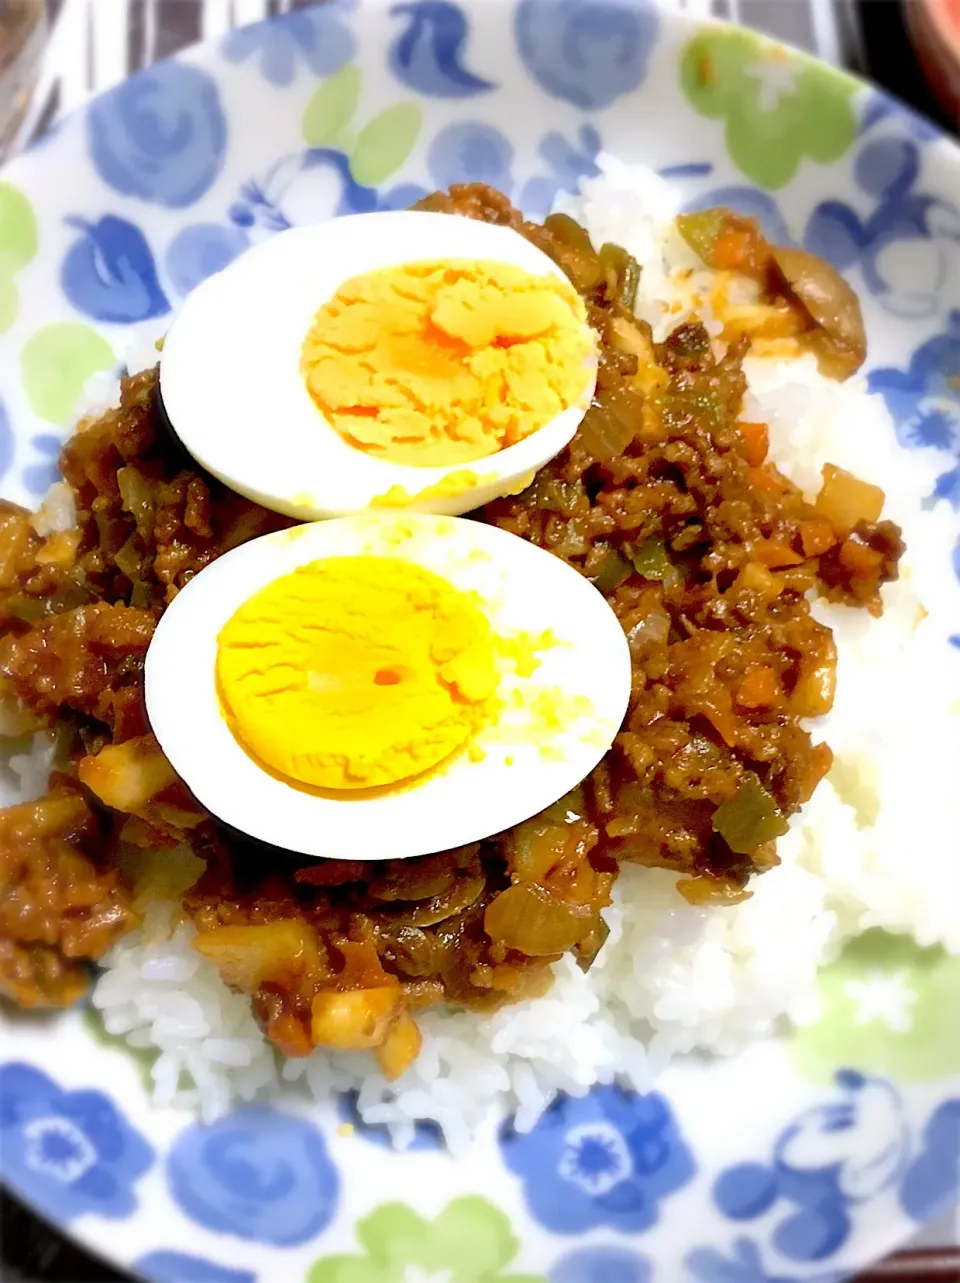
[145,514,631,861]
[158,211,597,521]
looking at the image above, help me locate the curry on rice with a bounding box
[0,186,903,1080]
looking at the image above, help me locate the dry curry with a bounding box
[0,188,902,1079]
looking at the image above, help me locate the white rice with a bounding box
[88,161,960,1148]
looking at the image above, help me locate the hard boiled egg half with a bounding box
[159,211,597,520]
[145,513,631,860]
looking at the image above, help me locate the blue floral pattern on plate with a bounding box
[713,1072,909,1263]
[803,135,960,319]
[61,215,171,323]
[515,0,659,110]
[167,1107,339,1245]
[900,1100,960,1222]
[501,1085,694,1234]
[388,1,496,97]
[0,1063,154,1222]
[135,1251,257,1283]
[550,1245,651,1283]
[686,1238,846,1283]
[868,312,960,506]
[164,221,249,295]
[221,5,356,88]
[87,62,227,208]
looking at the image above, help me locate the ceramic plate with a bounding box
[1,3,959,1280]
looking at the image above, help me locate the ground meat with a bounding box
[0,781,136,1007]
[0,185,904,1074]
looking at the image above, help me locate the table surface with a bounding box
[0,1,958,1279]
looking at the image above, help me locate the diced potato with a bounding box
[78,734,176,813]
[815,464,884,536]
[193,920,321,993]
[310,985,401,1051]
[374,1008,421,1080]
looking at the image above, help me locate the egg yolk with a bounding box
[300,259,593,467]
[216,556,499,791]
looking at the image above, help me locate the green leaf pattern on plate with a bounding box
[0,182,38,335]
[302,65,421,188]
[303,65,362,149]
[350,103,422,187]
[680,29,857,189]
[307,1197,545,1283]
[791,929,960,1082]
[21,322,115,424]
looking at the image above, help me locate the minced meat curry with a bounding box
[0,186,903,1078]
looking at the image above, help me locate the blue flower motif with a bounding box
[860,91,941,143]
[165,222,248,295]
[869,311,960,471]
[87,62,226,208]
[22,432,61,498]
[136,1251,256,1283]
[380,182,431,211]
[802,136,960,319]
[901,1098,960,1222]
[686,1237,845,1283]
[515,0,659,111]
[61,215,170,323]
[0,1062,154,1222]
[167,1106,338,1246]
[683,185,793,250]
[712,1071,908,1263]
[0,397,12,483]
[229,150,378,233]
[519,125,602,219]
[551,1245,651,1283]
[427,121,513,192]
[221,5,356,88]
[337,1092,443,1151]
[388,1,495,98]
[500,1084,694,1235]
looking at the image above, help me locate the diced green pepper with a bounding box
[712,773,789,854]
[591,547,632,594]
[629,536,679,585]
[676,209,727,265]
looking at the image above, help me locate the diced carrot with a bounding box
[739,421,769,466]
[735,666,779,709]
[800,742,835,803]
[815,464,884,535]
[838,538,884,576]
[713,228,753,272]
[749,465,789,493]
[267,1012,314,1059]
[798,519,837,558]
[751,539,804,568]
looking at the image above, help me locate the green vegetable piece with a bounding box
[591,547,632,595]
[599,242,641,312]
[676,209,727,266]
[630,536,677,584]
[712,772,789,854]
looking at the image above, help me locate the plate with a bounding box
[1,2,959,1280]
